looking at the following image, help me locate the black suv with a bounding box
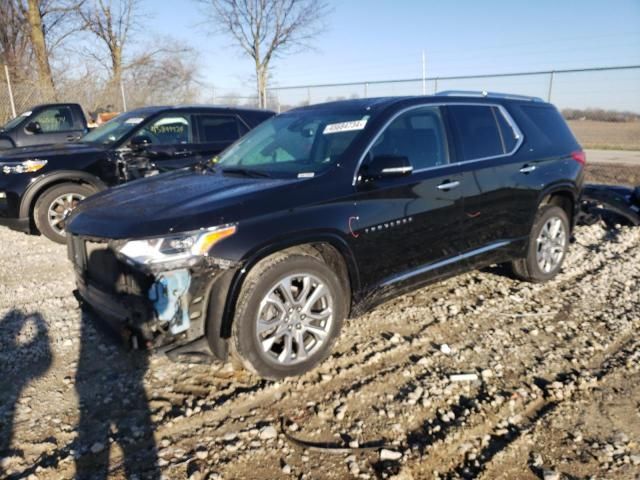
[0,105,274,243]
[66,93,585,379]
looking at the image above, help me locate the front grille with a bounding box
[71,236,152,296]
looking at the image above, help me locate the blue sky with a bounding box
[145,0,640,110]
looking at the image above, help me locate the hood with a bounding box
[67,169,303,238]
[0,142,105,161]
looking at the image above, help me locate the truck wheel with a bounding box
[231,254,346,379]
[511,205,570,283]
[34,183,95,244]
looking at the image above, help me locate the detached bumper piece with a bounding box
[579,184,640,227]
[68,235,219,357]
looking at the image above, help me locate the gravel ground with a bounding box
[1,170,640,479]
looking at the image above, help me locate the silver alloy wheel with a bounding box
[256,273,334,366]
[47,193,85,236]
[536,216,566,273]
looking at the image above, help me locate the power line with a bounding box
[270,64,640,91]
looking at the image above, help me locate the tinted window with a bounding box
[494,107,519,152]
[31,106,75,133]
[448,105,508,161]
[217,111,367,176]
[198,115,243,143]
[519,105,578,150]
[369,106,448,170]
[135,115,192,145]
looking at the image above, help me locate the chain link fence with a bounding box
[268,65,640,113]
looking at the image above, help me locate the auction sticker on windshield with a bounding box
[323,119,367,135]
[125,117,144,125]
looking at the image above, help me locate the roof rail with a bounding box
[435,90,544,102]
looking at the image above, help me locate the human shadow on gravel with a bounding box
[0,310,52,477]
[74,310,160,480]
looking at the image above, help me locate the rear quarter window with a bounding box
[518,105,579,152]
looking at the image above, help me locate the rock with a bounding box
[379,449,403,461]
[259,426,278,440]
[440,344,452,355]
[90,442,105,454]
[612,432,629,444]
[282,463,291,474]
[630,454,640,466]
[542,470,561,480]
[195,449,208,460]
[481,369,493,379]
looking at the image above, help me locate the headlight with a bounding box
[117,225,236,265]
[1,159,48,174]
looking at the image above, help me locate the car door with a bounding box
[351,105,465,295]
[19,105,84,146]
[127,112,197,171]
[446,104,529,262]
[192,113,249,160]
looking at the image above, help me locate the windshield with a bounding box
[80,111,149,145]
[216,110,370,177]
[1,110,31,131]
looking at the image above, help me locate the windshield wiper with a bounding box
[221,167,272,178]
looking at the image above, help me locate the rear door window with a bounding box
[136,114,192,145]
[196,115,246,143]
[448,105,509,161]
[368,106,448,170]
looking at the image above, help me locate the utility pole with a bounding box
[547,71,555,102]
[120,80,127,112]
[4,65,16,118]
[422,50,427,95]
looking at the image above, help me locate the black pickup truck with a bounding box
[0,103,89,149]
[0,105,274,243]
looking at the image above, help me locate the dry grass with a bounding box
[568,120,640,150]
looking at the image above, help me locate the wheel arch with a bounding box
[209,234,360,356]
[19,170,107,230]
[537,183,578,230]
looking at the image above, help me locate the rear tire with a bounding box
[511,205,569,283]
[34,183,95,244]
[231,253,346,380]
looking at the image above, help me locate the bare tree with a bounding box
[0,1,30,74]
[21,0,56,95]
[79,0,140,97]
[198,0,330,109]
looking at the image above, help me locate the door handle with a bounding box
[437,180,460,190]
[519,165,537,174]
[66,134,80,141]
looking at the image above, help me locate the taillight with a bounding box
[571,150,586,165]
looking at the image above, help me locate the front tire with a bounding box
[512,205,570,283]
[231,254,346,380]
[34,183,95,244]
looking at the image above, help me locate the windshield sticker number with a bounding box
[297,172,315,178]
[125,117,144,125]
[323,119,367,135]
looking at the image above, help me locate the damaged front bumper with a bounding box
[579,183,640,227]
[68,234,239,361]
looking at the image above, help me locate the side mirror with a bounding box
[130,135,152,151]
[25,121,42,134]
[361,155,413,180]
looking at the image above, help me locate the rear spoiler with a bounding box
[579,184,640,227]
